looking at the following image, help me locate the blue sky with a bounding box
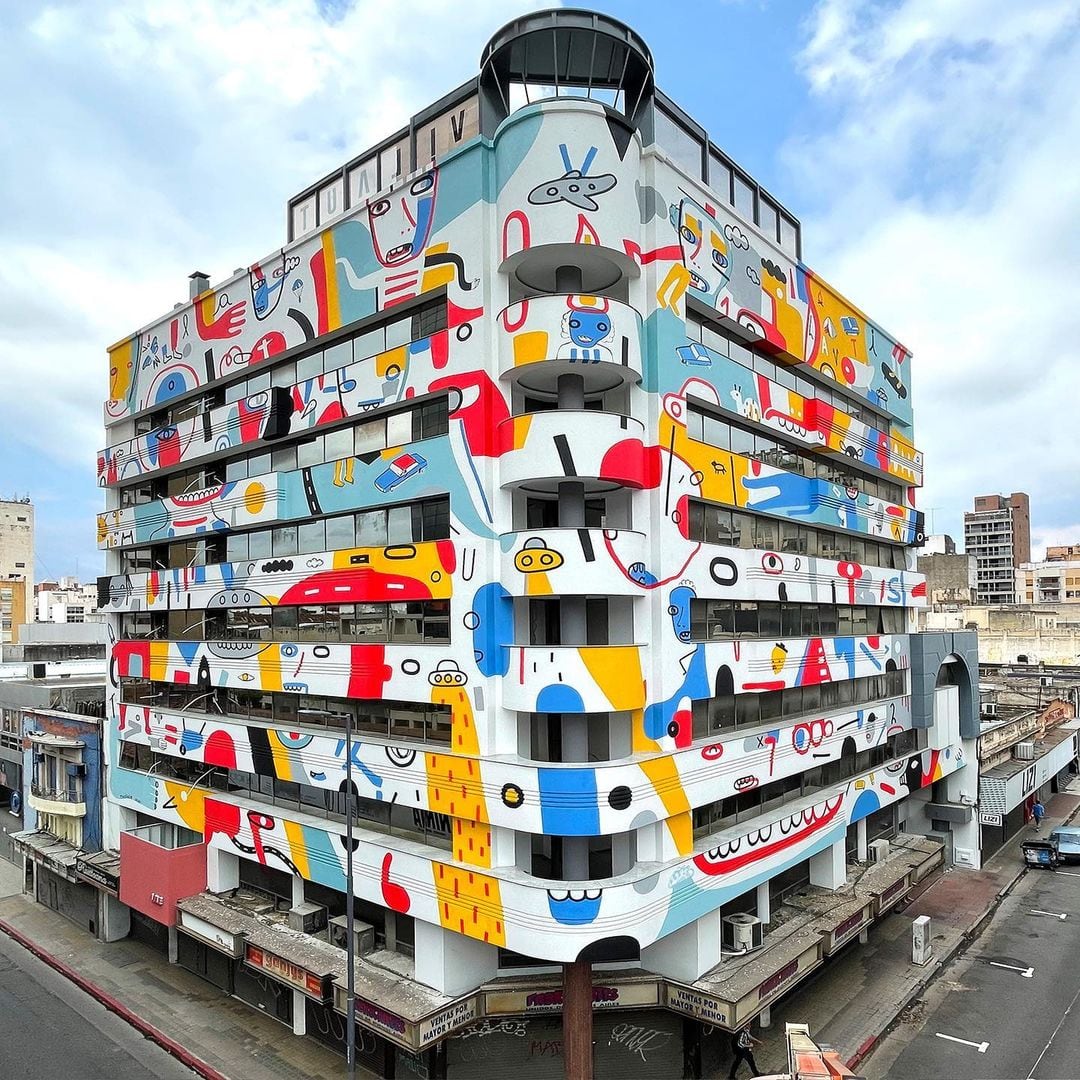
[2,0,1079,582]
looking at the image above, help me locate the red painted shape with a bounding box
[114,640,150,678]
[193,296,246,341]
[250,331,287,364]
[204,730,237,769]
[448,300,483,329]
[693,795,844,876]
[429,370,512,457]
[430,328,450,369]
[279,568,433,606]
[309,248,330,337]
[911,581,927,598]
[599,440,663,490]
[436,539,457,575]
[381,852,411,913]
[118,830,207,927]
[742,681,786,692]
[347,644,393,698]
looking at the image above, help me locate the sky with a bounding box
[1,0,1078,582]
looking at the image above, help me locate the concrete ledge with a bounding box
[0,916,230,1080]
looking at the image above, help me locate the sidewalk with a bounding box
[0,858,357,1080]
[748,780,1080,1076]
[1,783,1078,1080]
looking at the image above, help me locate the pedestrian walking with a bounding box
[729,1024,762,1079]
[1033,799,1046,832]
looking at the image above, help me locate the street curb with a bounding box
[0,916,230,1080]
[846,795,1080,1073]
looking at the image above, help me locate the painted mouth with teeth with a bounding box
[170,485,225,506]
[693,794,845,876]
[547,888,603,926]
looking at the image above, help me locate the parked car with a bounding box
[374,452,427,493]
[1048,826,1080,863]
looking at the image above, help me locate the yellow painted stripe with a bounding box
[321,230,341,331]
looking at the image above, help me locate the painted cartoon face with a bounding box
[564,309,612,349]
[693,792,845,875]
[674,199,729,297]
[108,339,136,405]
[668,584,696,643]
[368,171,437,266]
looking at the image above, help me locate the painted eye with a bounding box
[569,319,581,329]
[597,322,608,333]
[370,199,390,217]
[681,226,697,244]
[411,174,434,195]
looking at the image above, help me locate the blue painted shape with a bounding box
[850,789,881,823]
[548,892,602,925]
[538,767,599,835]
[536,684,586,714]
[176,640,200,666]
[643,647,708,740]
[180,728,204,753]
[471,581,513,677]
[298,826,347,891]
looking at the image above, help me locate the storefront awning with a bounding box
[75,849,122,896]
[11,830,80,881]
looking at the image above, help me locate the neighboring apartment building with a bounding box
[93,11,978,1075]
[36,577,103,624]
[963,493,1030,605]
[0,497,34,644]
[918,539,976,621]
[1018,545,1080,606]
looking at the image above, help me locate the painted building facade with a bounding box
[96,11,978,1075]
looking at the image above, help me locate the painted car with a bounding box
[374,452,428,493]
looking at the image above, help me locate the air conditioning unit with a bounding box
[286,902,328,935]
[868,839,891,863]
[721,913,764,953]
[983,703,997,716]
[327,915,375,957]
[1013,741,1036,761]
[1040,675,1054,688]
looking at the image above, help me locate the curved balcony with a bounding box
[498,409,650,491]
[498,294,642,396]
[495,100,643,293]
[501,527,647,597]
[501,643,646,713]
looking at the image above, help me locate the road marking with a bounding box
[1027,978,1080,1077]
[1028,909,1068,920]
[936,1033,989,1053]
[988,961,1034,978]
[1056,871,1080,877]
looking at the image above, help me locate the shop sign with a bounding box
[979,811,1003,827]
[244,943,328,1000]
[485,981,658,1016]
[875,873,912,913]
[179,911,244,958]
[417,998,479,1047]
[827,905,871,952]
[727,942,822,1024]
[663,985,729,1026]
[75,858,120,897]
[351,996,410,1048]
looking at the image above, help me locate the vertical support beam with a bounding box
[756,882,771,926]
[292,989,307,1035]
[167,925,179,964]
[759,1006,771,1029]
[857,818,868,863]
[562,959,593,1080]
[292,875,305,908]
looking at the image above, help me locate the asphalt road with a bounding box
[867,863,1080,1080]
[0,927,195,1080]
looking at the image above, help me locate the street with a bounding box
[0,864,195,1080]
[867,862,1080,1079]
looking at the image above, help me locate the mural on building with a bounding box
[101,98,952,963]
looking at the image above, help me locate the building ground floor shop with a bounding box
[978,724,1080,859]
[1,821,945,1078]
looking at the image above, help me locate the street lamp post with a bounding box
[345,708,356,1079]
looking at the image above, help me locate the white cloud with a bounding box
[0,0,547,573]
[787,0,1080,557]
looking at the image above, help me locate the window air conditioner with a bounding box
[868,839,891,863]
[327,915,376,957]
[721,913,764,952]
[286,903,329,935]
